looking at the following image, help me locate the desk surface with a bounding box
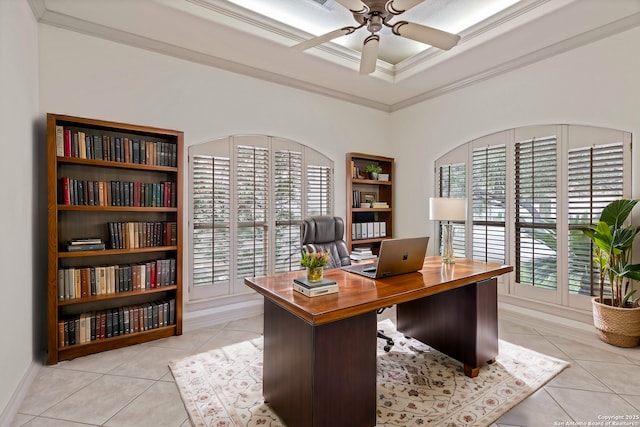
[244,256,513,325]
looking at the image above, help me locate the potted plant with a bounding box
[364,164,382,180]
[583,198,640,347]
[301,251,331,282]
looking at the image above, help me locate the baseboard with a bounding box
[499,302,640,360]
[0,361,40,427]
[183,298,264,332]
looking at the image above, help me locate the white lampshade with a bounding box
[429,197,467,221]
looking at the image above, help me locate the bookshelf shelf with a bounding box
[57,285,178,306]
[346,153,394,254]
[58,156,178,172]
[351,178,393,185]
[58,246,178,258]
[57,326,176,361]
[47,113,183,365]
[58,205,178,212]
[351,207,392,212]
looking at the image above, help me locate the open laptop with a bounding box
[342,236,429,279]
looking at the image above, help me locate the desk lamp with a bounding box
[429,197,467,264]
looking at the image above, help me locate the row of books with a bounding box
[59,177,176,207]
[107,221,177,249]
[57,299,176,347]
[56,126,177,167]
[352,222,387,240]
[57,258,176,300]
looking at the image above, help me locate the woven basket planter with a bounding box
[592,297,640,348]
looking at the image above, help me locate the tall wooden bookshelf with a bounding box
[346,153,394,253]
[47,114,183,365]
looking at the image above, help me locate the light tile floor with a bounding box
[9,309,640,427]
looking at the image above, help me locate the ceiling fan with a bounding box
[293,0,461,75]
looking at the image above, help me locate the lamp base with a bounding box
[441,223,456,264]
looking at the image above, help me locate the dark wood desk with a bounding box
[244,257,513,427]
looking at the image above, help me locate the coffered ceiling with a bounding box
[30,0,640,111]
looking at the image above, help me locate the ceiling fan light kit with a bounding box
[294,0,461,74]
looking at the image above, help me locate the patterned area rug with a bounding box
[169,319,569,427]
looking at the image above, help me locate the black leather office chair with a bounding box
[300,215,394,351]
[300,216,351,268]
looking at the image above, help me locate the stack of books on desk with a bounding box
[350,247,377,262]
[293,277,338,297]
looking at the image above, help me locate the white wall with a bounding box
[37,25,391,325]
[38,26,391,218]
[391,26,640,251]
[0,0,40,416]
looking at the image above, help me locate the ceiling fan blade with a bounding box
[359,34,379,75]
[392,21,461,50]
[386,0,424,15]
[293,27,357,51]
[335,0,368,14]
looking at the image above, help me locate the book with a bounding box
[55,125,64,156]
[65,243,106,252]
[293,283,338,297]
[350,252,378,261]
[69,238,103,245]
[293,277,337,289]
[352,247,372,253]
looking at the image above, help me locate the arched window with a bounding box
[434,125,631,310]
[189,135,333,301]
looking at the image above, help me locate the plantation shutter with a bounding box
[236,143,270,280]
[306,164,332,217]
[189,136,334,301]
[567,142,625,296]
[472,145,506,263]
[190,143,232,299]
[514,135,557,289]
[274,145,303,273]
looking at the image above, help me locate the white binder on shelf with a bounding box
[367,222,374,239]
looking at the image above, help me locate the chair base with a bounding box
[376,307,394,352]
[377,330,394,352]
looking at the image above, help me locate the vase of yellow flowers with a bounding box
[301,251,331,282]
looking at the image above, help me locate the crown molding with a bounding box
[393,0,550,78]
[27,0,46,20]
[390,11,640,111]
[28,0,640,113]
[35,7,392,111]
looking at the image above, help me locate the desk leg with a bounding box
[263,299,377,427]
[396,278,498,378]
